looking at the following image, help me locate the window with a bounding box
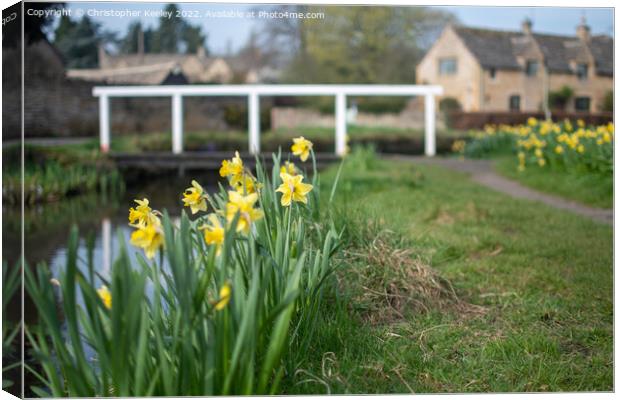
[576,63,588,80]
[489,68,496,79]
[525,60,539,76]
[574,97,590,112]
[509,95,521,111]
[438,58,457,75]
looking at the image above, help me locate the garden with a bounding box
[8,121,613,395]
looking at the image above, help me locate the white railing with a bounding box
[93,84,444,156]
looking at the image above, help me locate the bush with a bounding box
[439,97,462,129]
[223,105,271,131]
[603,90,613,112]
[548,85,574,111]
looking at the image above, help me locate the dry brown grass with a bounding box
[340,230,484,325]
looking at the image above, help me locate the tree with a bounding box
[182,24,206,54]
[120,4,207,55]
[257,6,454,84]
[53,16,113,68]
[151,4,182,52]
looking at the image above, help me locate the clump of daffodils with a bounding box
[28,135,340,396]
[128,137,317,260]
[463,118,613,174]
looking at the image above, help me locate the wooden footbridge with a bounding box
[94,84,444,170]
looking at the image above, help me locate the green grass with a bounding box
[495,157,613,209]
[281,149,612,393]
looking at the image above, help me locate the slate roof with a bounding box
[590,35,613,76]
[67,62,180,85]
[453,26,613,76]
[453,27,521,70]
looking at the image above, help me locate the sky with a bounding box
[54,2,614,55]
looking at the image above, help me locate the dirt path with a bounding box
[387,155,613,225]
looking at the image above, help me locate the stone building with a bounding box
[67,46,234,85]
[416,18,613,113]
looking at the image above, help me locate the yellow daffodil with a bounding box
[233,174,261,195]
[291,137,313,162]
[130,223,164,259]
[128,198,159,227]
[534,148,543,158]
[182,180,208,214]
[527,117,537,127]
[219,151,244,183]
[577,145,585,153]
[280,161,298,176]
[537,158,546,167]
[214,283,231,311]
[554,145,564,154]
[97,285,112,309]
[276,172,314,207]
[225,191,264,234]
[451,140,466,153]
[200,214,224,254]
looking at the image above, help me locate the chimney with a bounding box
[97,43,107,68]
[576,16,591,42]
[521,18,533,35]
[197,46,206,60]
[137,25,145,55]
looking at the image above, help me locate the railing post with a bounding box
[424,94,436,157]
[335,92,347,156]
[172,93,184,154]
[99,95,110,153]
[248,92,260,154]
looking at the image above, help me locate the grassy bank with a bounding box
[282,149,612,393]
[456,119,612,208]
[3,144,124,205]
[495,157,613,209]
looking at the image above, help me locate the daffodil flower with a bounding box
[280,161,298,176]
[233,174,261,195]
[225,191,264,234]
[291,137,313,162]
[182,180,208,214]
[276,172,314,207]
[128,198,160,227]
[219,151,244,184]
[200,214,224,254]
[97,285,112,309]
[130,223,164,259]
[214,283,231,311]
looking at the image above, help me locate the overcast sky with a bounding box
[57,3,613,55]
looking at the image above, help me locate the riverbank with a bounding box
[282,149,612,393]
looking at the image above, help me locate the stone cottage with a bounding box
[416,18,613,113]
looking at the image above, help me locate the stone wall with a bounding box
[271,98,443,131]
